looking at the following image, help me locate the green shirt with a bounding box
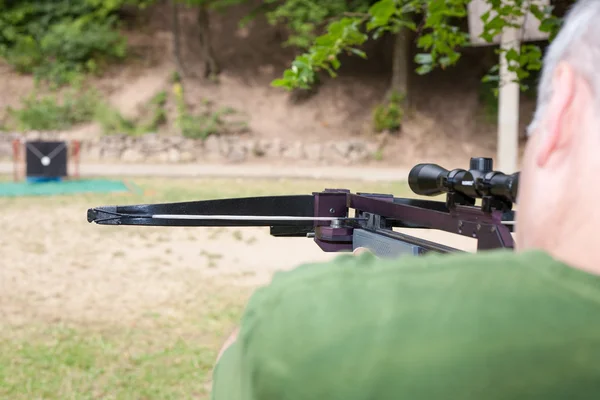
[211,249,600,399]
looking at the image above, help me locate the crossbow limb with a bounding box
[87,157,518,258]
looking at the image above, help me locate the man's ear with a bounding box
[536,62,576,167]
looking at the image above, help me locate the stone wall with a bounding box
[0,132,382,165]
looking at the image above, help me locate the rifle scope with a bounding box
[408,157,519,203]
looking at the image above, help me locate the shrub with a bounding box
[173,81,248,139]
[372,91,405,133]
[6,87,100,131]
[0,0,131,85]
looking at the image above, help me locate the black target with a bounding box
[25,141,68,178]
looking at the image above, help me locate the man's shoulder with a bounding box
[266,248,548,291]
[224,248,600,400]
[244,249,554,321]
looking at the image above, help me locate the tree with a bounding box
[174,0,248,80]
[256,0,374,101]
[272,0,565,94]
[263,0,373,49]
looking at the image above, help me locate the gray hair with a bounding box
[527,0,600,136]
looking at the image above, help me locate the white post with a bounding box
[497,27,521,173]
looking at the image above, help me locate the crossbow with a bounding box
[87,157,518,258]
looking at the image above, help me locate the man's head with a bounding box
[516,0,600,264]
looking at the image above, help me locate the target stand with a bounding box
[12,139,81,183]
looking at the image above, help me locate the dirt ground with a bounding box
[0,204,327,327]
[0,194,477,329]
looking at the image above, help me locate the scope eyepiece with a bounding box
[477,171,519,203]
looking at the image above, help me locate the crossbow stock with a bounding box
[87,157,518,258]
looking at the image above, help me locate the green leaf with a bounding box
[439,56,451,67]
[505,48,519,62]
[367,0,396,31]
[348,47,367,58]
[415,64,432,75]
[417,34,434,49]
[414,53,433,65]
[330,57,341,69]
[482,74,500,83]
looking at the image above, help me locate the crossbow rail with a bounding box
[87,157,518,258]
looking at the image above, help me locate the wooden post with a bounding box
[12,139,20,182]
[467,0,550,172]
[72,140,81,179]
[497,28,521,174]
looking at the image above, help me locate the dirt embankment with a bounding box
[0,0,534,167]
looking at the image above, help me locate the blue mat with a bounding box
[0,179,130,197]
[26,176,63,184]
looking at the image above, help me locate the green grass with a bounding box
[0,282,250,400]
[0,175,415,399]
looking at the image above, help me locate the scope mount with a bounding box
[445,191,513,215]
[443,157,514,214]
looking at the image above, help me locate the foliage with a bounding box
[372,91,405,132]
[94,103,139,135]
[95,90,168,135]
[0,0,142,85]
[263,0,372,49]
[272,0,566,92]
[3,83,168,135]
[272,17,371,90]
[478,79,500,123]
[172,80,248,139]
[144,91,169,130]
[5,85,100,131]
[479,65,540,124]
[176,0,248,12]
